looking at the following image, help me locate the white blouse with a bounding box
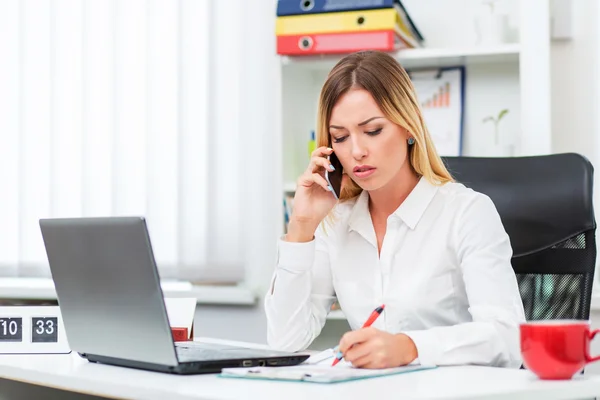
[264,177,526,368]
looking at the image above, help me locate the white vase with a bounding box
[475,13,509,46]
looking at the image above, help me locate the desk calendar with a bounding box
[0,306,70,354]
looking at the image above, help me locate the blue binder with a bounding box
[277,0,394,16]
[276,0,424,42]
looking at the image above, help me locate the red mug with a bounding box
[520,320,600,379]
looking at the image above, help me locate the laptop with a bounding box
[38,216,310,374]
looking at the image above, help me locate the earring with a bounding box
[408,137,415,145]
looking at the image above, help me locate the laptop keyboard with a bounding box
[175,344,235,362]
[174,342,293,362]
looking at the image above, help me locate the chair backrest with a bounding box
[442,153,597,321]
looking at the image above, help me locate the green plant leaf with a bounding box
[497,109,509,121]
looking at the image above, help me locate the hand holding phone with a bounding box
[285,147,341,242]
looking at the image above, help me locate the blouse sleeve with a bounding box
[264,223,337,352]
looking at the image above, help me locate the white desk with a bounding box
[0,338,599,400]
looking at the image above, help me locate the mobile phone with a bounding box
[325,153,343,199]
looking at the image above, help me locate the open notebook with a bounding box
[219,348,436,384]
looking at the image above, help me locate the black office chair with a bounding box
[442,153,597,321]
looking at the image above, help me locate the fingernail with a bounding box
[329,164,335,171]
[327,147,333,151]
[335,350,343,359]
[327,185,334,192]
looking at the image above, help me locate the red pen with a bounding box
[331,304,385,366]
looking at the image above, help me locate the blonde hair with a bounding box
[316,50,453,202]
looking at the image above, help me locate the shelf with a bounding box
[0,278,256,306]
[280,43,520,71]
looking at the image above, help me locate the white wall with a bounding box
[551,0,598,165]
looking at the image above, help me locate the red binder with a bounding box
[277,30,407,55]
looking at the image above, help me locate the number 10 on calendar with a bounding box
[0,307,70,354]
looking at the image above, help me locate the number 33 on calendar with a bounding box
[0,306,70,354]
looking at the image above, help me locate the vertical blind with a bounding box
[0,0,273,283]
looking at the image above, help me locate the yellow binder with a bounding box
[276,8,400,36]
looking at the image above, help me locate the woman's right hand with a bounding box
[286,147,338,242]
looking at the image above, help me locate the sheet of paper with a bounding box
[303,348,335,365]
[164,297,196,338]
[303,348,353,367]
[221,363,435,383]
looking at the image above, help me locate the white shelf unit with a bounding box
[280,44,521,71]
[276,2,552,321]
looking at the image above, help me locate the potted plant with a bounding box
[482,108,509,146]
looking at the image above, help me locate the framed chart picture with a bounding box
[409,67,465,156]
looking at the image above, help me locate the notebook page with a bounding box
[298,364,432,382]
[303,348,335,364]
[303,348,354,367]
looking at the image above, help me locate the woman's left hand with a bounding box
[338,327,418,369]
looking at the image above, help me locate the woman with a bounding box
[264,50,525,369]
